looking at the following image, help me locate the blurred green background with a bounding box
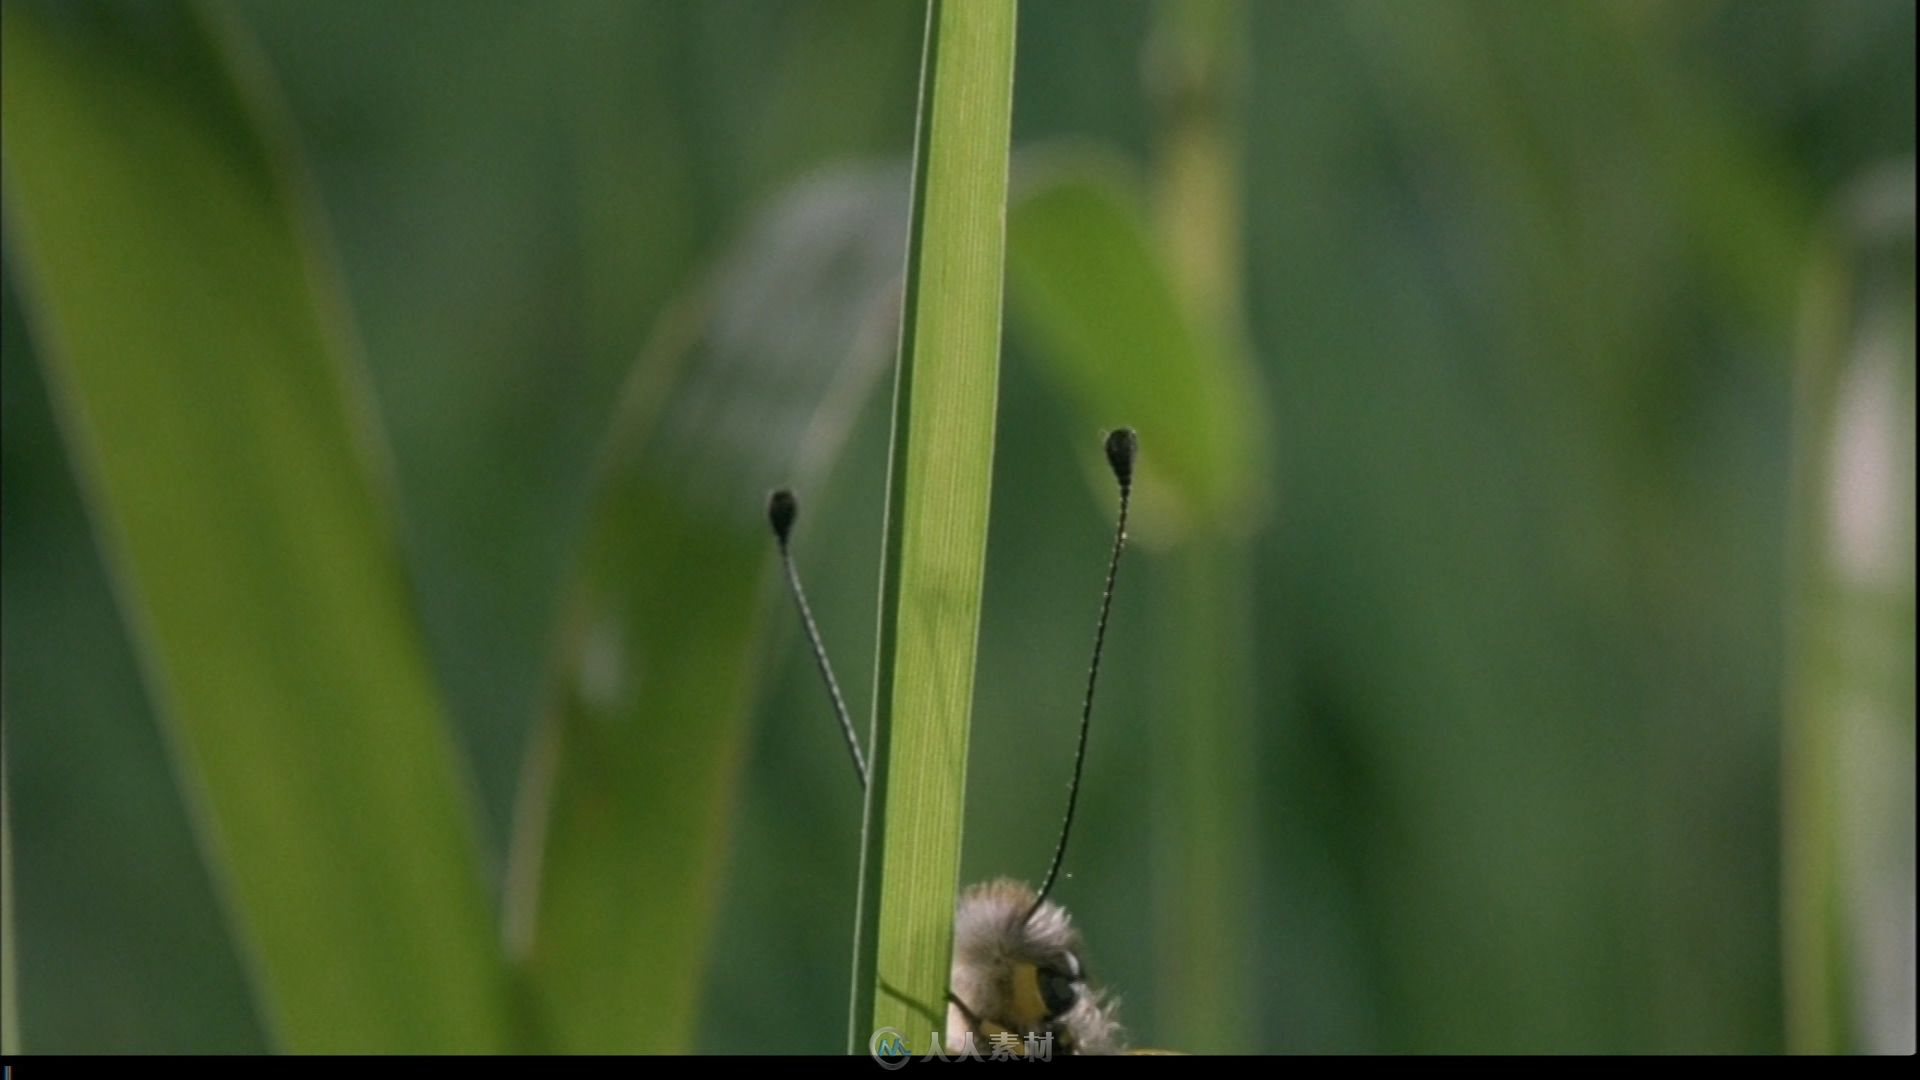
[2,0,1913,1054]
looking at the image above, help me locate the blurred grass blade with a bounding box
[2,734,17,1054]
[852,0,1017,1049]
[1007,163,1266,540]
[1,2,510,1050]
[1142,4,1261,1051]
[1008,124,1270,1058]
[505,165,906,1052]
[1782,162,1916,1054]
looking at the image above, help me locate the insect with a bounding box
[766,426,1139,1056]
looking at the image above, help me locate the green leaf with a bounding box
[852,0,1018,1050]
[1,1,509,1050]
[1007,163,1266,539]
[504,165,906,1052]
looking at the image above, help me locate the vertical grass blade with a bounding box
[1142,2,1260,1050]
[1782,163,1916,1055]
[2,734,17,1054]
[1,2,509,1049]
[1008,168,1265,1051]
[852,0,1018,1051]
[1002,5,1270,1052]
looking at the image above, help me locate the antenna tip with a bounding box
[767,489,798,545]
[1104,427,1138,489]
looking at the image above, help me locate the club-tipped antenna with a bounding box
[768,489,868,790]
[1026,427,1137,925]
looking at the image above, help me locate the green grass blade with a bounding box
[504,166,904,1052]
[1004,9,1271,1051]
[1006,166,1266,1051]
[2,732,17,1054]
[1,2,509,1050]
[1143,6,1261,1051]
[852,0,1018,1052]
[1781,164,1915,1054]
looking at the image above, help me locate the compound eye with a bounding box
[1038,967,1079,1018]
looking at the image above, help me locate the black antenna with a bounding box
[768,489,868,790]
[1026,427,1137,925]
